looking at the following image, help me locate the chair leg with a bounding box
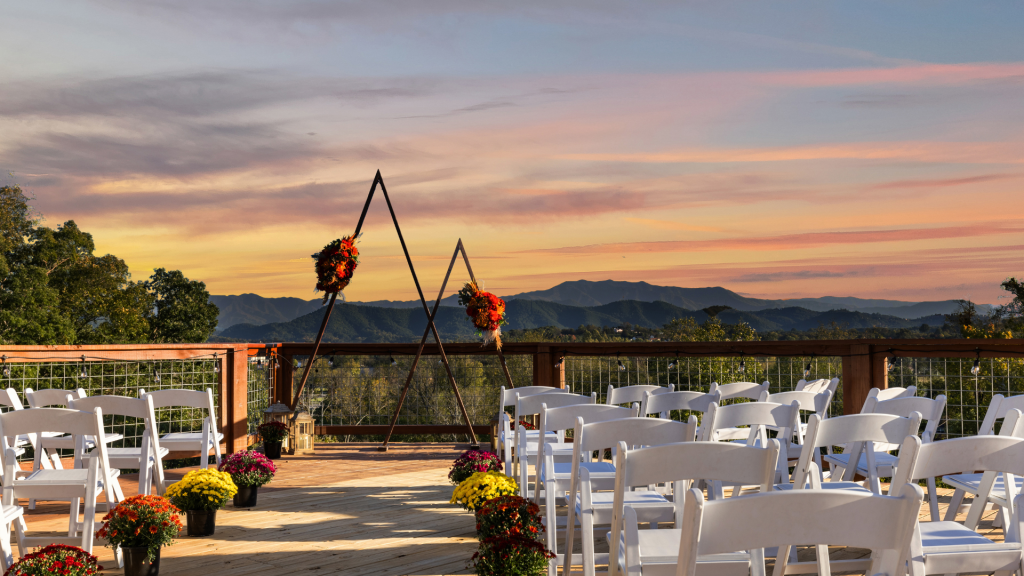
[926,477,939,521]
[545,482,557,576]
[0,520,13,571]
[944,488,967,521]
[213,438,222,468]
[581,509,596,576]
[68,497,80,536]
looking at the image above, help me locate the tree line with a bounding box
[0,185,219,345]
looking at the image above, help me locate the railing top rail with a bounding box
[0,343,256,363]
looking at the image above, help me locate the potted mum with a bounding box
[471,536,555,576]
[449,450,502,485]
[474,495,544,540]
[96,495,182,576]
[5,544,102,575]
[450,471,518,511]
[164,468,237,537]
[258,421,289,459]
[219,449,276,508]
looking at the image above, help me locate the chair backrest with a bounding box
[515,391,594,421]
[765,390,832,415]
[0,388,24,411]
[977,394,1024,436]
[641,390,720,419]
[539,404,637,443]
[70,394,164,464]
[25,387,86,408]
[702,400,800,442]
[866,393,946,442]
[576,416,697,454]
[606,384,672,406]
[862,386,916,410]
[676,484,923,576]
[0,407,108,468]
[792,412,922,487]
[140,388,219,443]
[795,378,835,393]
[892,409,1024,487]
[500,386,568,408]
[709,381,769,401]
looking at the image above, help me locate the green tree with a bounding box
[147,268,219,343]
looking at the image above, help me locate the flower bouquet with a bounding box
[164,469,237,537]
[457,281,507,349]
[450,471,518,511]
[4,544,102,576]
[474,495,543,540]
[258,421,289,459]
[470,536,555,576]
[96,495,182,575]
[449,450,502,486]
[313,235,359,303]
[219,450,276,508]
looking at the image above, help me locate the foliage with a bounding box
[147,268,219,343]
[449,450,503,485]
[662,315,758,342]
[450,471,518,511]
[475,495,544,540]
[165,469,237,511]
[3,544,101,576]
[219,450,276,487]
[258,421,289,443]
[96,495,182,562]
[470,536,555,576]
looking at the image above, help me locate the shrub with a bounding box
[449,450,502,485]
[474,495,543,540]
[164,468,237,511]
[470,536,555,576]
[4,544,102,575]
[258,421,289,443]
[219,450,276,487]
[96,495,182,562]
[450,471,518,511]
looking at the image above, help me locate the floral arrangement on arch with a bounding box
[470,536,555,576]
[164,468,238,511]
[449,450,502,486]
[258,421,289,444]
[450,471,518,511]
[474,495,544,540]
[4,544,102,576]
[457,281,507,349]
[96,494,182,562]
[313,235,359,303]
[219,450,277,488]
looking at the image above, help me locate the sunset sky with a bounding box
[3,2,1022,305]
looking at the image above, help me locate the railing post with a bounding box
[842,343,888,415]
[277,352,293,405]
[532,346,564,388]
[225,345,249,454]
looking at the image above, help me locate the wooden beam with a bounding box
[228,345,249,454]
[318,425,491,436]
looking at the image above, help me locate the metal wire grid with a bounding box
[247,356,273,436]
[564,355,843,415]
[889,357,1024,440]
[0,359,221,457]
[289,353,533,439]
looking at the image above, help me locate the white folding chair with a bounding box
[0,496,22,571]
[0,407,120,558]
[24,388,124,471]
[863,385,918,406]
[708,381,769,402]
[774,411,923,576]
[0,390,29,459]
[497,386,568,473]
[514,392,595,487]
[140,388,223,470]
[763,390,834,462]
[640,390,720,421]
[891,426,1024,576]
[794,378,838,395]
[825,392,946,520]
[702,400,800,486]
[69,395,168,496]
[608,440,781,576]
[606,385,673,406]
[564,417,697,576]
[674,484,923,576]
[943,393,1024,527]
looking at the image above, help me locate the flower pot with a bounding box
[233,485,259,508]
[123,546,160,576]
[185,509,217,537]
[264,441,282,460]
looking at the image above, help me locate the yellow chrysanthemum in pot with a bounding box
[450,471,518,511]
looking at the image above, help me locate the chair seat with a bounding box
[943,473,1024,500]
[577,490,672,524]
[40,433,124,450]
[917,521,1023,573]
[19,468,121,485]
[159,431,224,447]
[615,528,750,575]
[920,521,1015,551]
[823,451,897,475]
[775,481,870,493]
[540,461,615,484]
[101,446,170,462]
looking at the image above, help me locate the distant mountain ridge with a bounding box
[218,298,947,343]
[212,280,984,333]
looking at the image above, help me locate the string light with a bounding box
[668,351,679,371]
[213,353,220,374]
[153,369,161,383]
[554,357,563,368]
[888,349,900,372]
[738,359,746,373]
[390,355,397,366]
[79,355,88,379]
[803,362,812,379]
[971,349,981,377]
[328,357,334,368]
[617,359,626,371]
[1,355,9,378]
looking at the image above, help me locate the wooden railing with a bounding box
[3,339,1023,449]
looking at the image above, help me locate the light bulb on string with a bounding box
[617,359,626,372]
[213,353,220,374]
[971,350,981,377]
[79,355,88,379]
[888,353,900,372]
[153,369,161,384]
[667,360,676,370]
[390,355,397,367]
[256,358,263,371]
[803,363,812,379]
[328,357,334,368]
[1,355,9,378]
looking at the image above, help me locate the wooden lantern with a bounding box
[290,411,315,455]
[263,403,293,452]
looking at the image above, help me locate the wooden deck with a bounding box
[14,444,1008,576]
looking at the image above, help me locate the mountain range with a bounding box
[211,280,982,332]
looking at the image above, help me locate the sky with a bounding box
[2,1,1022,305]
